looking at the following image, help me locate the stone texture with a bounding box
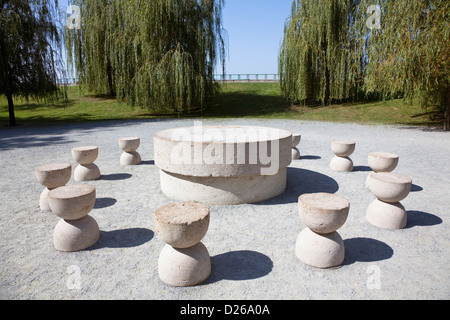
[367,172,412,203]
[159,167,287,205]
[119,137,141,166]
[118,137,140,153]
[120,151,141,166]
[368,152,399,173]
[158,242,211,287]
[71,146,99,165]
[39,188,52,211]
[330,140,355,172]
[296,193,349,269]
[154,125,292,178]
[35,163,72,211]
[72,146,100,181]
[298,193,350,234]
[331,140,355,157]
[154,125,292,205]
[366,199,407,230]
[35,163,72,189]
[155,202,210,249]
[53,215,100,252]
[48,185,96,221]
[74,163,101,182]
[292,134,301,148]
[292,147,301,160]
[330,156,354,172]
[295,228,345,269]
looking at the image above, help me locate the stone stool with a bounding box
[292,134,302,160]
[35,163,72,211]
[295,193,350,269]
[119,137,141,165]
[330,140,355,172]
[155,202,211,287]
[71,146,101,181]
[48,184,99,252]
[366,172,412,230]
[366,152,399,186]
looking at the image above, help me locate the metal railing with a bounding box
[56,78,80,85]
[214,74,279,82]
[56,74,280,85]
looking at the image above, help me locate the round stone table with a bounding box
[154,124,293,205]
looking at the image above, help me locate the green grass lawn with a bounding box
[0,82,443,127]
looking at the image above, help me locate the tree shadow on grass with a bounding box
[0,118,175,150]
[204,90,292,118]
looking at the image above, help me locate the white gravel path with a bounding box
[0,118,449,300]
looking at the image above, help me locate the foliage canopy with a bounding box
[0,0,65,125]
[65,0,226,114]
[280,0,450,129]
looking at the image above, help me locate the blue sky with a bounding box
[60,0,294,76]
[220,0,293,75]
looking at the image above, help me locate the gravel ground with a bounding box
[0,118,449,300]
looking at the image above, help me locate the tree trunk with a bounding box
[444,86,450,131]
[6,92,16,127]
[106,62,115,97]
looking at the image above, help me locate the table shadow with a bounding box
[257,167,339,205]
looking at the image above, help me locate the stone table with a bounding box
[154,124,292,205]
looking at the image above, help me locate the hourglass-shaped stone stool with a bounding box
[295,193,350,269]
[119,137,141,165]
[366,152,399,187]
[366,172,412,230]
[291,134,302,160]
[35,163,72,211]
[330,140,355,172]
[48,184,99,252]
[155,202,211,287]
[71,146,101,181]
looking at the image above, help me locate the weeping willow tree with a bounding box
[279,0,364,105]
[65,0,226,114]
[0,0,66,126]
[357,0,450,130]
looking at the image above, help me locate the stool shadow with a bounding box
[140,160,155,165]
[406,211,442,228]
[410,184,423,192]
[91,228,154,249]
[343,237,393,266]
[354,165,372,172]
[101,173,132,181]
[205,250,273,284]
[94,197,117,209]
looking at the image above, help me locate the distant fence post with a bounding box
[206,74,280,82]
